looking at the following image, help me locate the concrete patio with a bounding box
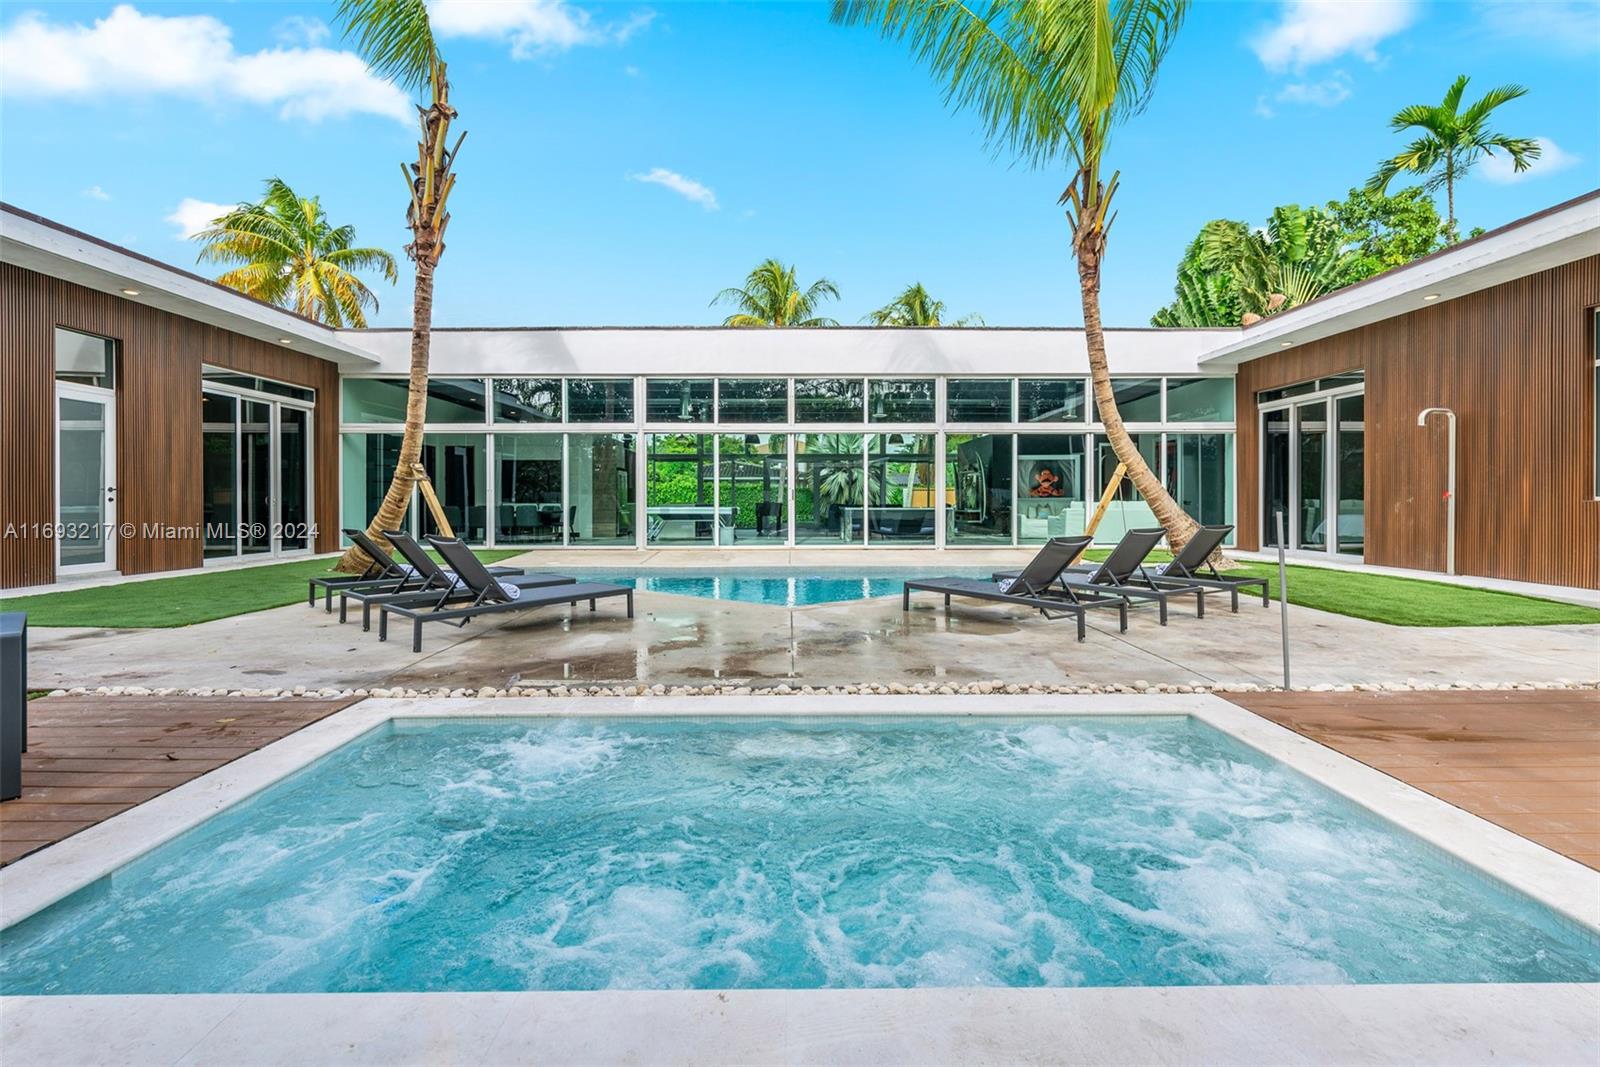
[23,546,1600,692]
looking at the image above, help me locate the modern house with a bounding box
[3,191,1596,591]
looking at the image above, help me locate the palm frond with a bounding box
[333,0,437,93]
[1459,82,1528,127]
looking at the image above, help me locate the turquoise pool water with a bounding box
[3,717,1596,994]
[564,568,997,606]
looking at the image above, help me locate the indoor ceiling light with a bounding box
[120,288,140,296]
[1423,293,1441,301]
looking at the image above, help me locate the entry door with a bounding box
[56,384,117,574]
[201,389,314,561]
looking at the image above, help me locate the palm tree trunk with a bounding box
[1067,168,1223,567]
[334,59,457,574]
[1445,157,1457,244]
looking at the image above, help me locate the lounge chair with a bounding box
[994,528,1206,625]
[307,529,414,612]
[336,529,557,631]
[902,536,1128,641]
[1147,524,1269,612]
[379,535,633,652]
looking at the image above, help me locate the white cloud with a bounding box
[1276,71,1352,108]
[428,1,655,58]
[1252,0,1417,71]
[0,5,410,123]
[1478,137,1581,184]
[81,185,111,201]
[1475,1,1599,55]
[630,168,718,211]
[274,15,330,48]
[165,198,234,240]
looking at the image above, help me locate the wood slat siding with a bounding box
[0,264,342,589]
[1235,254,1600,589]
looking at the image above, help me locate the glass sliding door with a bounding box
[646,433,718,545]
[1335,394,1364,555]
[278,406,311,552]
[202,392,237,559]
[795,434,864,544]
[866,433,936,543]
[240,400,274,555]
[945,433,1012,544]
[1262,408,1291,547]
[718,434,787,544]
[496,434,563,544]
[341,432,405,536]
[420,434,487,543]
[568,433,636,544]
[1294,401,1328,551]
[56,389,116,571]
[1166,433,1234,532]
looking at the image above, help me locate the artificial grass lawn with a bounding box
[0,551,521,629]
[2,549,1594,630]
[1070,549,1599,628]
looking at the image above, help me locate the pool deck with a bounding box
[0,696,357,866]
[1226,689,1600,870]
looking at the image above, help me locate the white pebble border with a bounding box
[40,679,1600,700]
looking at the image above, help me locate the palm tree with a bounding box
[330,0,465,574]
[833,0,1209,558]
[713,260,840,326]
[1367,75,1539,244]
[193,178,397,328]
[865,282,984,326]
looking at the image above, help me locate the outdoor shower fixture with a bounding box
[1417,407,1457,575]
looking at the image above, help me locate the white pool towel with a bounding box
[497,580,522,600]
[997,577,1017,593]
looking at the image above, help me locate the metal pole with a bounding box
[1275,510,1291,690]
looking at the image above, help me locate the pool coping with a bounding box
[4,693,1596,934]
[4,694,1599,1066]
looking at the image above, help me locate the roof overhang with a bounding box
[1,204,378,369]
[1198,189,1600,367]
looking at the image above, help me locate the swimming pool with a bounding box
[564,568,999,606]
[4,714,1596,995]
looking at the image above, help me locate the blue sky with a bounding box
[2,1,1596,328]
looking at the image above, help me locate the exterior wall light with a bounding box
[120,288,140,296]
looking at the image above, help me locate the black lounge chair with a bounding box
[902,536,1128,641]
[379,535,633,652]
[1148,524,1269,612]
[995,528,1206,625]
[336,529,552,631]
[307,529,415,611]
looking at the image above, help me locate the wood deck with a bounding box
[1227,689,1600,870]
[0,696,357,866]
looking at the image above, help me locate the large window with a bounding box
[946,433,1012,543]
[341,432,404,536]
[1017,433,1087,543]
[496,434,563,543]
[344,378,485,423]
[719,434,787,544]
[717,379,788,422]
[1092,433,1161,543]
[1165,433,1233,532]
[946,379,1011,422]
[420,433,487,543]
[1107,379,1162,423]
[867,434,936,542]
[494,378,561,423]
[1018,379,1084,423]
[1335,395,1364,555]
[795,378,864,422]
[646,379,713,423]
[567,379,634,422]
[795,433,863,543]
[568,433,636,544]
[646,433,718,544]
[1165,377,1234,422]
[868,379,935,423]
